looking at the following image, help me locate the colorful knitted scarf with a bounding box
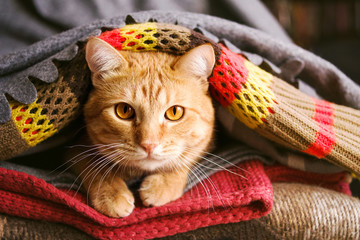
[1,22,360,178]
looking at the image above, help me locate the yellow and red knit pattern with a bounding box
[209,45,276,129]
[10,101,57,147]
[0,50,90,161]
[3,22,359,178]
[208,45,339,159]
[208,41,359,176]
[99,22,160,51]
[95,23,360,177]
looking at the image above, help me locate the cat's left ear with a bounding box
[85,37,128,73]
[174,44,215,87]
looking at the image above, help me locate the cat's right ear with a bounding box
[85,37,128,73]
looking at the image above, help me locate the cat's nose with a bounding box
[140,143,158,155]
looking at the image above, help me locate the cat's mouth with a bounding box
[133,156,168,171]
[134,145,169,163]
[137,155,163,162]
[131,150,180,171]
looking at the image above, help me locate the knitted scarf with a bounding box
[1,22,360,178]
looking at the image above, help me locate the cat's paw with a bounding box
[139,174,184,207]
[90,180,135,218]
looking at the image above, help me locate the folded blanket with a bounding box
[0,159,350,240]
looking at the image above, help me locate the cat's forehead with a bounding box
[129,72,188,107]
[99,53,192,108]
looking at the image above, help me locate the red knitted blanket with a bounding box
[0,160,350,240]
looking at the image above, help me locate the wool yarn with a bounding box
[0,50,91,160]
[97,23,360,178]
[1,22,359,178]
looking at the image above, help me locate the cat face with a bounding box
[84,38,215,172]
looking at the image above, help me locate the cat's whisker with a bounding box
[68,142,125,149]
[81,151,124,204]
[84,148,124,187]
[184,147,250,175]
[188,173,200,200]
[109,158,127,185]
[59,153,106,195]
[111,157,132,184]
[68,146,123,195]
[180,151,233,208]
[168,157,204,203]
[73,125,87,136]
[187,160,222,171]
[182,165,215,213]
[49,146,102,175]
[192,162,228,209]
[167,157,188,182]
[182,151,239,210]
[74,143,128,162]
[178,155,214,210]
[180,153,228,209]
[67,157,109,198]
[178,158,201,200]
[95,153,128,198]
[182,148,247,180]
[54,143,123,175]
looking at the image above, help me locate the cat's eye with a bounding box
[165,106,184,121]
[115,103,135,120]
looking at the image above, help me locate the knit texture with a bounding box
[0,182,358,240]
[0,48,91,160]
[96,22,360,177]
[161,183,360,240]
[0,160,351,240]
[0,213,94,240]
[1,22,359,178]
[0,160,272,240]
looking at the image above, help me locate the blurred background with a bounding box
[4,0,358,82]
[262,0,360,85]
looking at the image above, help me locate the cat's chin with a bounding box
[134,158,166,171]
[132,156,171,172]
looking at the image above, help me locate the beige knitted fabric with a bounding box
[162,183,360,240]
[260,183,360,239]
[253,76,360,177]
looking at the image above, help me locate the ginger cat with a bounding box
[70,37,215,218]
